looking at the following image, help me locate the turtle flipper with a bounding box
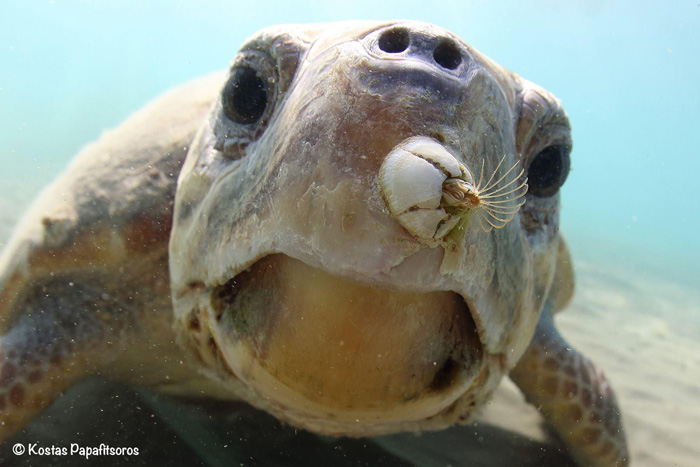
[0,280,121,440]
[510,308,629,466]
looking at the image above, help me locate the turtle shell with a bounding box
[0,73,224,332]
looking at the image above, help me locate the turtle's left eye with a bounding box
[222,66,268,124]
[527,145,570,197]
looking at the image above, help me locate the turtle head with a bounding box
[169,21,572,436]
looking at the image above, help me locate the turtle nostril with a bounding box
[378,28,410,53]
[433,39,462,70]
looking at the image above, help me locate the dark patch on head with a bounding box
[354,60,462,104]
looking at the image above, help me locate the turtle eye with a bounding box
[527,145,570,197]
[222,66,268,124]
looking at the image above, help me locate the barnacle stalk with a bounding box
[442,156,528,233]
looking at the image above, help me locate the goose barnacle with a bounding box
[379,136,528,242]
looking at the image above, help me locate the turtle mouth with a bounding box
[204,253,484,430]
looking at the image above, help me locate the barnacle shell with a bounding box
[379,137,468,241]
[380,136,528,240]
[400,139,463,179]
[380,150,445,213]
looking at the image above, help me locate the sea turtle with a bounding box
[0,21,628,466]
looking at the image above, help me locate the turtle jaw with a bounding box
[198,253,486,434]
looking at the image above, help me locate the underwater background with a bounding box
[2,0,699,282]
[1,1,698,466]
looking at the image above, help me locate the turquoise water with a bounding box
[2,0,698,282]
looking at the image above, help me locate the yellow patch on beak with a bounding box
[211,254,483,423]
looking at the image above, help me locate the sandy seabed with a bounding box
[487,257,700,467]
[549,259,700,467]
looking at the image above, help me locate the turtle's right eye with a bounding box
[222,66,268,125]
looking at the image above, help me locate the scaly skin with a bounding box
[0,261,219,441]
[0,282,105,439]
[511,308,629,467]
[0,73,222,440]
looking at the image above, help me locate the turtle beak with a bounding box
[206,253,484,431]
